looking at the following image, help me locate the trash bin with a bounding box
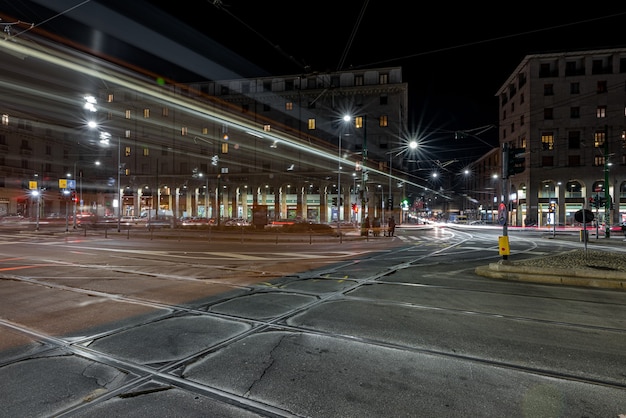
[580,229,588,242]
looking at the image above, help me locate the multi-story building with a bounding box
[0,34,417,226]
[494,48,626,230]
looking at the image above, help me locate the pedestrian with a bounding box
[388,215,396,237]
[373,217,381,236]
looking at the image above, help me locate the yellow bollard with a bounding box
[498,236,510,256]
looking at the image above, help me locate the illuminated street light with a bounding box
[385,138,418,231]
[343,114,368,223]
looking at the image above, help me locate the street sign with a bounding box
[574,209,594,223]
[497,202,507,225]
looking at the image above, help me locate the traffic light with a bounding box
[331,197,337,206]
[506,145,526,177]
[352,203,358,213]
[71,191,77,203]
[387,197,393,208]
[596,195,605,208]
[548,202,556,213]
[589,196,596,208]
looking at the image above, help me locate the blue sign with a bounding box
[67,179,76,189]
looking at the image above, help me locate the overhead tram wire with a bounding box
[336,0,369,71]
[207,0,309,72]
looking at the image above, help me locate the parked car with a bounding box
[120,215,143,225]
[145,217,177,228]
[610,222,626,233]
[266,219,296,227]
[223,218,250,227]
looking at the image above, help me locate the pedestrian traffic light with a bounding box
[548,202,556,213]
[331,197,337,206]
[506,145,526,177]
[352,203,358,213]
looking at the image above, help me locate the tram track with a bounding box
[1,229,625,416]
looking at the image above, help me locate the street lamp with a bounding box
[385,139,418,229]
[99,131,121,232]
[343,114,367,222]
[337,132,342,238]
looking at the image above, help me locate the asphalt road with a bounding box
[0,225,625,417]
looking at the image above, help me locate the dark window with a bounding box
[379,94,388,105]
[285,80,294,91]
[570,82,580,94]
[539,63,551,77]
[544,84,554,95]
[570,107,580,118]
[597,80,608,93]
[592,59,603,74]
[544,108,554,120]
[541,156,554,166]
[568,155,581,166]
[263,81,272,91]
[568,131,581,149]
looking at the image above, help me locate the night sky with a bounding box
[3,1,626,163]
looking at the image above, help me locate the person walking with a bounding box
[388,215,396,237]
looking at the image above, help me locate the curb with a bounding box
[475,261,626,290]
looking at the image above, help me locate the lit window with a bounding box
[125,146,131,157]
[285,102,293,111]
[355,116,364,129]
[181,126,188,136]
[125,129,131,138]
[594,131,606,148]
[596,105,607,118]
[143,108,150,118]
[263,124,271,132]
[379,115,388,127]
[162,107,169,117]
[125,109,131,119]
[308,118,316,130]
[221,143,228,154]
[143,148,149,156]
[541,132,554,150]
[2,114,8,126]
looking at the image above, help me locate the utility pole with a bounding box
[604,124,610,238]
